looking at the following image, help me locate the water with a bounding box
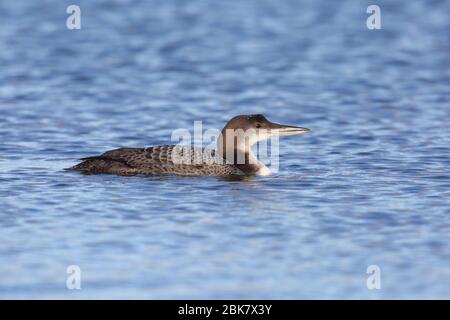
[0,0,449,299]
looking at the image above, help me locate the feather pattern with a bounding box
[67,145,245,176]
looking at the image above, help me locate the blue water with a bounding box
[1,0,449,299]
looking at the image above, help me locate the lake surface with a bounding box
[0,0,449,299]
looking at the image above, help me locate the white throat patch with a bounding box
[256,165,272,176]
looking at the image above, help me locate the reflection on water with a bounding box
[0,0,449,298]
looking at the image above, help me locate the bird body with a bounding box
[69,146,246,176]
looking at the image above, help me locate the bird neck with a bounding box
[216,132,266,175]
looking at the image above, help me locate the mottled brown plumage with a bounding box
[67,146,245,176]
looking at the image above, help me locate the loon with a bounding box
[66,114,310,177]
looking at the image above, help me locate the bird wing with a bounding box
[84,145,218,168]
[73,146,243,176]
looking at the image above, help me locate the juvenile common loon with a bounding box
[67,114,310,177]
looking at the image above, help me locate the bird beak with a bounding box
[267,121,310,136]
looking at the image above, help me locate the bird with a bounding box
[66,114,310,177]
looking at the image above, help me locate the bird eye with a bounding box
[255,123,261,128]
